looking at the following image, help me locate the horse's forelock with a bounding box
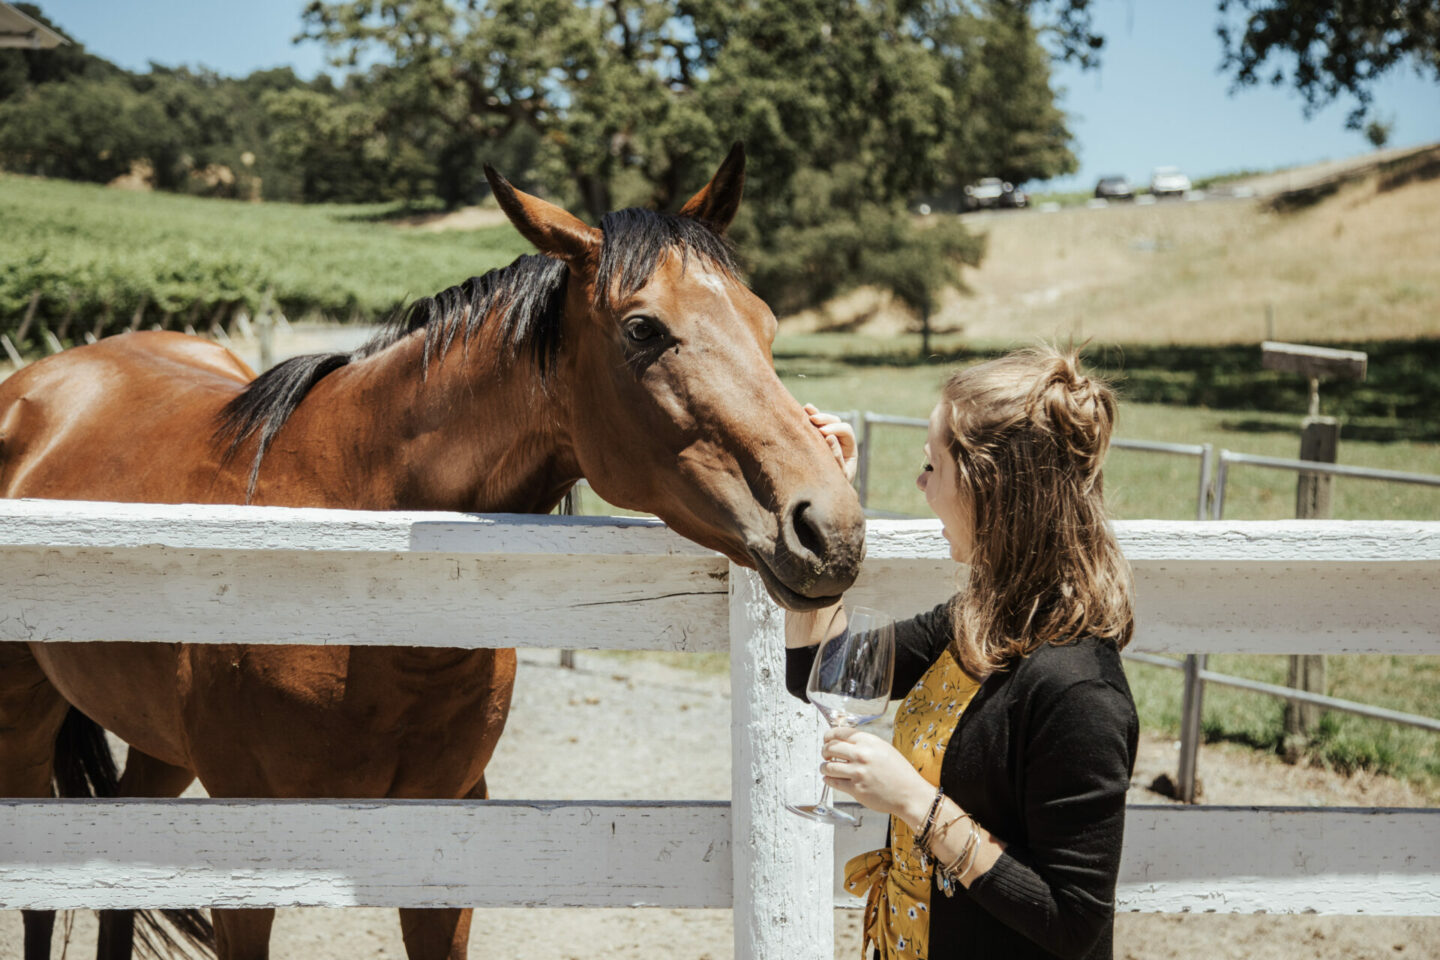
[596,208,741,309]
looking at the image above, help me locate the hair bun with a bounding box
[1029,350,1115,480]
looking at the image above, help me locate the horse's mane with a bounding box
[215,207,738,497]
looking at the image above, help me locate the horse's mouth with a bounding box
[749,552,844,612]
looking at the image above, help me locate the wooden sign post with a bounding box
[1261,342,1367,760]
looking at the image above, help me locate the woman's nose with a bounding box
[915,471,927,493]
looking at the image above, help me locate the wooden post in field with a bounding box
[90,302,111,342]
[55,294,75,341]
[1261,341,1367,760]
[126,295,149,333]
[15,291,41,345]
[0,333,23,368]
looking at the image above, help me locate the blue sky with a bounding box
[32,0,1440,190]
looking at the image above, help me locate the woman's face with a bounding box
[917,403,974,565]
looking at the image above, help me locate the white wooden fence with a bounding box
[1,500,1438,958]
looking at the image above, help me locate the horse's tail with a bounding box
[52,708,217,960]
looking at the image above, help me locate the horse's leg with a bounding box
[96,748,200,960]
[0,642,73,960]
[396,776,486,960]
[399,908,473,960]
[211,909,275,960]
[21,910,56,960]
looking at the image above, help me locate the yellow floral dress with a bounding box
[843,646,981,960]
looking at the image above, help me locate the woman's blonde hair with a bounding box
[940,345,1134,678]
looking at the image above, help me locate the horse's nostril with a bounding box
[789,498,827,563]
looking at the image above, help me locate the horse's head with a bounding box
[485,146,864,610]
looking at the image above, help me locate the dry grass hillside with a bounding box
[785,152,1440,346]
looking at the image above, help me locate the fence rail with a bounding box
[4,800,1435,917]
[2,500,1439,956]
[1122,651,1440,733]
[1213,448,1440,519]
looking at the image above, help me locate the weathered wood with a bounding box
[1261,341,1368,382]
[2,801,1434,916]
[0,545,727,650]
[1288,416,1339,744]
[729,568,831,960]
[0,800,730,910]
[1,504,1437,654]
[1295,416,1339,519]
[834,804,1440,916]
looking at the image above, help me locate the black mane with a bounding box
[215,208,739,497]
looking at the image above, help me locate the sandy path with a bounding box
[4,649,1436,959]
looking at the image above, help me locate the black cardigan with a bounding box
[787,601,1138,960]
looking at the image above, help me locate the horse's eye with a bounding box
[624,317,665,345]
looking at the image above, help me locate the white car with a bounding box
[962,177,1027,211]
[1150,166,1192,198]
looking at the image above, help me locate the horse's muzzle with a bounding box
[748,491,865,610]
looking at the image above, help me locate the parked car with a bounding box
[1150,166,1192,198]
[1094,175,1134,201]
[962,177,1027,211]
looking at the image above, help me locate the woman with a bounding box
[790,346,1138,960]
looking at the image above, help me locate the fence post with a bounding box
[1196,443,1214,521]
[729,566,832,960]
[1176,653,1207,803]
[856,414,875,509]
[557,488,581,670]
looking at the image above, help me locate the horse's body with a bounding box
[0,148,865,960]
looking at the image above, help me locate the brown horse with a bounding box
[0,145,865,960]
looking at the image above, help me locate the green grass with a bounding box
[0,174,531,342]
[1123,655,1440,800]
[771,334,1440,521]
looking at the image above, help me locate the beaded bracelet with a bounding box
[914,785,945,858]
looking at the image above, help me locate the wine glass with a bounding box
[787,605,896,826]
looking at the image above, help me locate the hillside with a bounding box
[785,146,1440,346]
[0,176,531,340]
[4,147,1437,353]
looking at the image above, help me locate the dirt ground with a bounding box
[3,648,1436,960]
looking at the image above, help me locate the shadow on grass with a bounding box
[333,198,451,224]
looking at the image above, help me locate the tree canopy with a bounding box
[1217,0,1440,129]
[294,0,1084,311]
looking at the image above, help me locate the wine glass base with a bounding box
[786,801,860,826]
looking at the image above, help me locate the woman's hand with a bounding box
[821,726,934,824]
[804,404,858,484]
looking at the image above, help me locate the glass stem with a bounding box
[816,782,834,811]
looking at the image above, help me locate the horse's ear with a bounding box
[678,142,745,234]
[484,166,600,264]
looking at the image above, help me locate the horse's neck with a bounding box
[266,333,579,513]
